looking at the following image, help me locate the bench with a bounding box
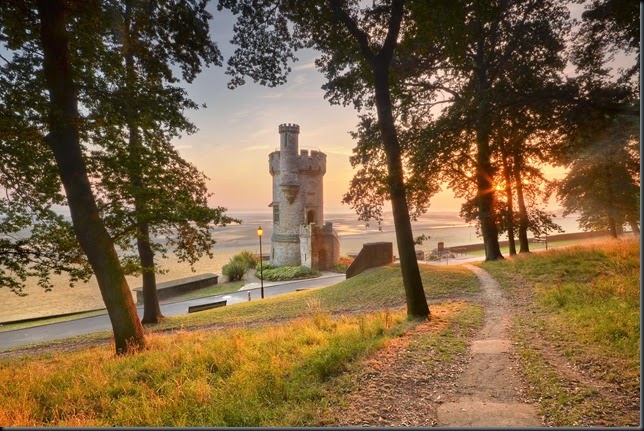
[532,236,549,250]
[188,300,227,313]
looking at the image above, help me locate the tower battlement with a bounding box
[278,123,300,134]
[268,151,280,175]
[297,150,326,174]
[269,149,327,175]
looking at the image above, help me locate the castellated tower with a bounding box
[269,123,339,270]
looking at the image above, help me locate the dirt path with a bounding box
[330,264,542,427]
[435,264,541,427]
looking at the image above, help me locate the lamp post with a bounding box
[257,226,264,299]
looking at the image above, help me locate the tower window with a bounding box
[307,209,316,225]
[273,204,280,223]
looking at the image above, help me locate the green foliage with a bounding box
[257,265,320,281]
[219,0,431,315]
[0,0,236,300]
[233,250,259,269]
[222,260,248,281]
[555,114,640,236]
[0,2,93,295]
[332,256,354,273]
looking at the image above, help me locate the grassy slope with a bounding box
[481,237,640,426]
[0,264,480,426]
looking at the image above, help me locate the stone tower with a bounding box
[269,123,339,270]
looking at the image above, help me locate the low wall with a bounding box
[346,242,394,279]
[134,273,219,304]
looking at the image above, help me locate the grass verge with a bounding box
[155,263,479,331]
[481,237,640,426]
[0,264,481,426]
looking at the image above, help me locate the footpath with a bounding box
[435,264,541,426]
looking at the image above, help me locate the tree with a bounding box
[220,0,430,318]
[552,0,639,236]
[572,0,639,84]
[426,0,570,260]
[0,44,92,294]
[345,0,571,261]
[34,0,145,353]
[83,0,234,324]
[556,113,639,237]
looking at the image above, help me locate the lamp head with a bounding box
[257,226,263,237]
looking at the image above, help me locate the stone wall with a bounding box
[345,242,394,279]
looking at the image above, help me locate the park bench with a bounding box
[532,236,549,250]
[188,300,227,313]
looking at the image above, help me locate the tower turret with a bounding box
[278,123,300,204]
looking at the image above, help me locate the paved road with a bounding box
[0,273,345,351]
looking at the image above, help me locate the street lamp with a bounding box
[257,226,264,299]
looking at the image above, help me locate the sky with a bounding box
[174,10,367,213]
[166,4,630,215]
[170,8,483,214]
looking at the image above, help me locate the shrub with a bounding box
[222,259,248,281]
[233,250,259,269]
[257,265,320,281]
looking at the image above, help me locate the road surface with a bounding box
[0,273,345,351]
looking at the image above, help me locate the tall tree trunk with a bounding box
[475,129,503,260]
[373,61,430,318]
[329,0,429,318]
[37,0,145,354]
[513,155,530,253]
[500,147,516,255]
[473,23,503,261]
[124,2,163,324]
[137,223,163,323]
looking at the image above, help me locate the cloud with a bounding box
[261,92,285,99]
[293,61,316,71]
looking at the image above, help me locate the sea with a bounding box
[0,209,583,322]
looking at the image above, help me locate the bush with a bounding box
[233,250,260,269]
[222,259,248,281]
[257,265,320,281]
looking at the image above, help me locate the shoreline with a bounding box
[0,211,589,322]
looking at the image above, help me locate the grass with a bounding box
[170,280,245,301]
[155,263,479,331]
[464,237,600,257]
[0,264,481,427]
[481,237,640,426]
